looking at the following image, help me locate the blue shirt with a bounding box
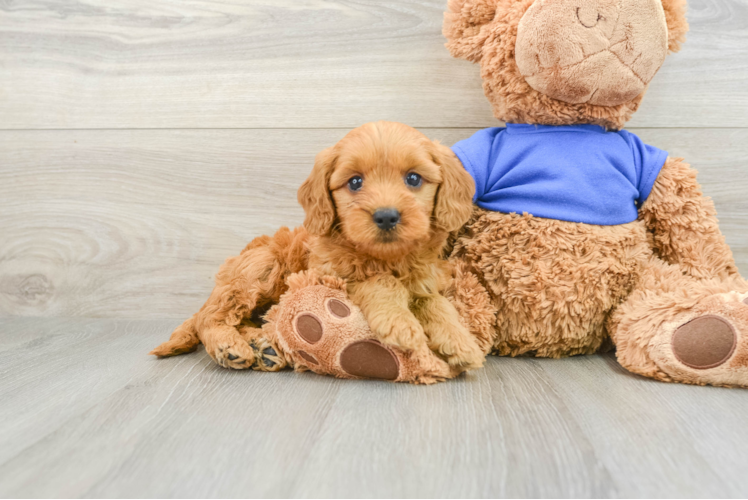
[451,124,669,225]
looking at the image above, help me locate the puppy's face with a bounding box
[329,124,439,260]
[298,121,475,261]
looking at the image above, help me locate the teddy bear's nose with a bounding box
[576,6,603,28]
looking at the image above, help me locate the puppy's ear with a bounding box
[430,141,475,232]
[443,0,498,63]
[298,146,337,236]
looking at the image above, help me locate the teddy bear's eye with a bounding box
[405,172,422,188]
[348,176,363,192]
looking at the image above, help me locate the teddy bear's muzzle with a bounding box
[514,0,669,107]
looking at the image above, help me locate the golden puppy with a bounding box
[151,121,484,370]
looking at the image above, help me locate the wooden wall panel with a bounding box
[0,0,746,129]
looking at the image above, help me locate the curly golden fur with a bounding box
[151,122,484,370]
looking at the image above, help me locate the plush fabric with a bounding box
[437,0,748,388]
[452,124,668,224]
[515,0,669,106]
[443,0,688,130]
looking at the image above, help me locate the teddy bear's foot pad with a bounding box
[645,293,748,387]
[296,299,399,379]
[672,315,737,369]
[339,340,400,380]
[295,313,324,343]
[274,274,458,384]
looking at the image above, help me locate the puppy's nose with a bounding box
[373,208,401,231]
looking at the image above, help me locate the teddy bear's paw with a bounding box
[273,282,456,383]
[731,291,748,306]
[648,296,748,388]
[704,290,748,307]
[283,289,401,380]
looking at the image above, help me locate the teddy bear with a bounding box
[246,0,748,388]
[436,0,748,388]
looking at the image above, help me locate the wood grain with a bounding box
[2,127,746,319]
[0,0,746,130]
[1,318,747,498]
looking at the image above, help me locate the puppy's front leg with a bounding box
[413,294,485,369]
[350,275,428,352]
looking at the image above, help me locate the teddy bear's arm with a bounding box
[639,157,739,280]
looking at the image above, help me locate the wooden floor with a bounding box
[1,318,747,498]
[2,0,748,497]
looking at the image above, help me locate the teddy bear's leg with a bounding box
[608,256,748,387]
[267,270,460,384]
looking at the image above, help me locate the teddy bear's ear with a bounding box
[661,0,689,53]
[443,0,499,63]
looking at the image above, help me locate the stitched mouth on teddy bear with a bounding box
[514,0,669,107]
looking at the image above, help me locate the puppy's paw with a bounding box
[206,337,256,370]
[423,316,485,370]
[442,337,485,369]
[376,314,427,352]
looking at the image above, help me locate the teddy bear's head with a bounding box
[444,0,689,129]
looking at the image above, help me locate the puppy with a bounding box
[151,121,484,370]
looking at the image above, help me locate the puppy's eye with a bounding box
[348,176,363,192]
[405,172,422,188]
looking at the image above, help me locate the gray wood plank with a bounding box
[2,127,747,319]
[0,0,746,130]
[292,359,615,498]
[542,355,748,498]
[1,318,748,498]
[0,318,180,466]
